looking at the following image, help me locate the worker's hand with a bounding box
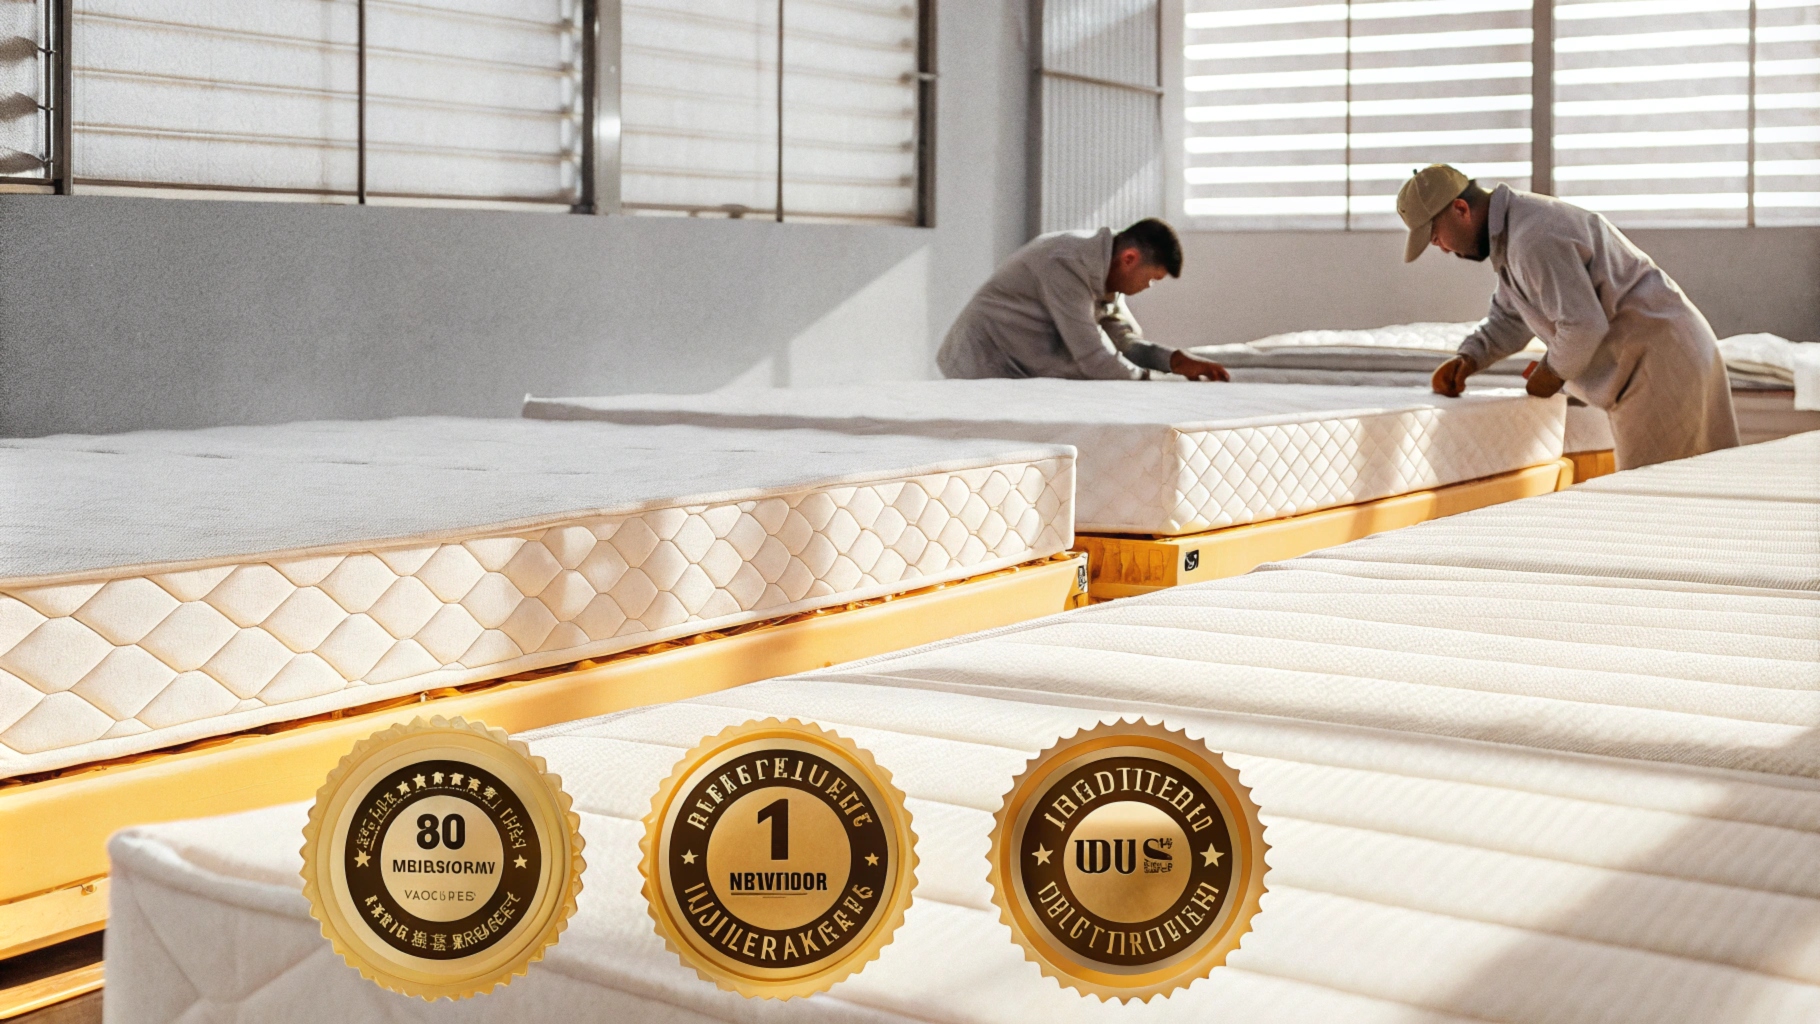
[1431,354,1478,397]
[1525,358,1566,398]
[1170,350,1230,382]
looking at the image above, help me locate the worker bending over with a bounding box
[938,218,1229,382]
[1402,164,1737,470]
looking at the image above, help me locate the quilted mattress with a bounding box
[106,436,1820,1022]
[0,418,1074,779]
[526,380,1566,536]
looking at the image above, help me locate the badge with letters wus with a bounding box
[990,719,1268,1001]
[642,718,917,999]
[301,716,585,1000]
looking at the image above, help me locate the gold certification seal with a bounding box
[641,718,917,999]
[989,719,1268,1001]
[300,716,584,1000]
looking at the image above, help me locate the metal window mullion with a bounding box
[575,0,622,214]
[358,0,368,203]
[1747,0,1757,227]
[776,0,784,222]
[1344,0,1353,230]
[914,0,935,228]
[1531,0,1553,196]
[52,0,72,193]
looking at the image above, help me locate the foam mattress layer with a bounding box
[108,555,1820,1021]
[0,419,1074,778]
[527,380,1566,536]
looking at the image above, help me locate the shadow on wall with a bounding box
[1130,226,1820,349]
[0,196,936,437]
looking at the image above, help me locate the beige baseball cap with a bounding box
[1396,164,1469,262]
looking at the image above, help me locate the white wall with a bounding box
[1131,226,1820,348]
[0,2,1035,437]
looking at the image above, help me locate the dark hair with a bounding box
[1457,179,1490,204]
[1113,218,1183,278]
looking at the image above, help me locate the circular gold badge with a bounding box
[989,719,1268,1002]
[641,719,917,999]
[300,716,584,1000]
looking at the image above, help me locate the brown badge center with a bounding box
[1021,755,1233,966]
[345,758,542,959]
[667,749,889,968]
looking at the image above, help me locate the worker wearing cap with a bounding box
[1401,164,1737,470]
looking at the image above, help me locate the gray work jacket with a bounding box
[937,228,1176,380]
[1458,185,1736,469]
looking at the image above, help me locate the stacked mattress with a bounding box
[0,418,1074,778]
[526,380,1566,536]
[106,437,1820,1022]
[1193,323,1820,453]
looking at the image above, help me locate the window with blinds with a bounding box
[69,0,581,204]
[1182,0,1533,230]
[1555,0,1820,227]
[0,0,47,180]
[1035,0,1165,234]
[619,0,920,223]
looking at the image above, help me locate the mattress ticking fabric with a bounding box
[107,438,1820,1022]
[0,418,1074,778]
[526,380,1566,536]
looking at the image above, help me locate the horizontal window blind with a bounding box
[365,0,582,203]
[1038,0,1164,234]
[1183,0,1532,230]
[0,0,46,179]
[620,0,917,223]
[73,0,358,193]
[1555,0,1757,225]
[71,0,580,203]
[1755,0,1820,224]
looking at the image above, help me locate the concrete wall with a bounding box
[1131,226,1820,349]
[0,1,1034,437]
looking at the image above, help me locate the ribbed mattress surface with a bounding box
[107,440,1820,1022]
[526,380,1566,536]
[0,418,1074,778]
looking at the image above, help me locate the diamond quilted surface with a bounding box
[527,379,1566,535]
[0,420,1073,778]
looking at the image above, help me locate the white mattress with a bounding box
[108,517,1820,1020]
[1300,432,1820,592]
[526,380,1567,537]
[0,418,1074,779]
[1197,324,1813,397]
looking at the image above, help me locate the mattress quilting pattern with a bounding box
[0,425,1074,779]
[107,559,1820,1023]
[527,381,1567,536]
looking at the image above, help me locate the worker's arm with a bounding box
[1036,264,1147,380]
[1097,295,1174,374]
[1456,287,1535,375]
[1098,295,1229,381]
[1511,235,1611,383]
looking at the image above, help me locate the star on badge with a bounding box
[450,773,463,786]
[354,850,370,868]
[680,850,697,865]
[1032,844,1052,865]
[1202,844,1223,867]
[514,855,528,869]
[431,772,444,785]
[865,853,879,866]
[413,774,426,788]
[469,778,481,791]
[484,786,497,799]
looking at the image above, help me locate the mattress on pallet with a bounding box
[527,380,1566,537]
[107,554,1820,1022]
[0,418,1074,779]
